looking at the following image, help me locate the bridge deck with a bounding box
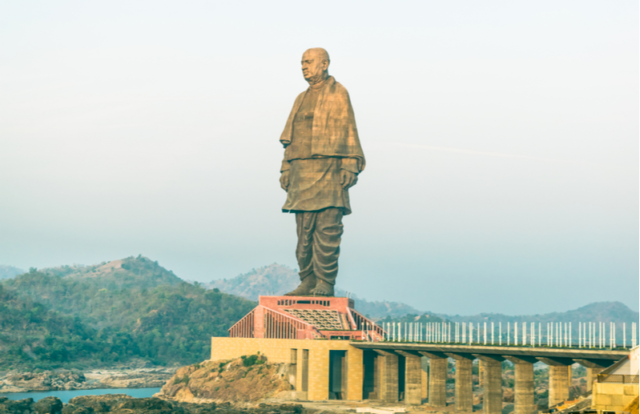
[350,341,628,362]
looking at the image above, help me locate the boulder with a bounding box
[0,397,35,413]
[62,405,95,414]
[34,396,64,414]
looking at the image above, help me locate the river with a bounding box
[0,387,161,403]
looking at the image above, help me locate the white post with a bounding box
[531,322,535,347]
[462,322,466,343]
[499,322,502,345]
[484,322,487,345]
[477,323,480,343]
[507,322,511,345]
[539,323,542,346]
[579,322,582,348]
[523,322,526,346]
[491,322,494,345]
[470,323,473,344]
[515,322,519,346]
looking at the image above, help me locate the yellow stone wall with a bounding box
[592,382,639,411]
[211,337,363,401]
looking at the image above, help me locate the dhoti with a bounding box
[295,208,343,286]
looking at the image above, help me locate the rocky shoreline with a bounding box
[0,367,177,393]
[0,394,307,414]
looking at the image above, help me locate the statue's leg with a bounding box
[310,208,343,297]
[284,211,317,296]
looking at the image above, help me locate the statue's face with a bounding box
[301,50,328,83]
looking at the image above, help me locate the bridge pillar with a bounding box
[514,363,535,414]
[475,355,503,414]
[401,353,422,405]
[447,353,474,413]
[536,357,573,408]
[420,352,447,407]
[377,351,399,403]
[421,357,429,401]
[549,365,569,406]
[504,356,536,414]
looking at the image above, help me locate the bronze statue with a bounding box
[279,48,365,297]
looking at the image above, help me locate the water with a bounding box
[0,387,161,403]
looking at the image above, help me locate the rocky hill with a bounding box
[158,355,293,404]
[206,264,421,318]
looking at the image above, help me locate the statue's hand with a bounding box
[341,170,358,190]
[280,171,290,191]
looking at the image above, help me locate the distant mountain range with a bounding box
[0,265,24,280]
[205,263,639,325]
[4,259,638,324]
[438,301,639,325]
[206,263,421,318]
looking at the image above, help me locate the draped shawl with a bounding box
[280,76,365,173]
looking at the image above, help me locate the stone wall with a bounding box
[211,337,363,401]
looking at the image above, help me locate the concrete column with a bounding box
[346,348,364,401]
[481,359,502,414]
[421,357,429,400]
[380,353,399,403]
[404,355,422,405]
[454,358,473,412]
[549,365,569,407]
[586,367,604,393]
[514,362,535,414]
[428,357,447,407]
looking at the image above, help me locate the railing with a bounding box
[263,308,319,339]
[350,308,385,339]
[380,320,638,349]
[229,308,255,338]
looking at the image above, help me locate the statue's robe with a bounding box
[280,76,365,215]
[279,76,365,287]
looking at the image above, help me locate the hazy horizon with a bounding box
[2,1,638,315]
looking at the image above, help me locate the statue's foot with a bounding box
[310,280,334,297]
[284,276,316,296]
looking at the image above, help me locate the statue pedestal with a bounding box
[228,295,383,341]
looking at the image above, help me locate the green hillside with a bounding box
[0,283,135,369]
[0,256,256,370]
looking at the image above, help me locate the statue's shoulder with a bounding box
[329,80,350,99]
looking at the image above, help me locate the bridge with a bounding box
[351,341,629,414]
[221,296,635,410]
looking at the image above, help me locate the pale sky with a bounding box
[1,1,638,315]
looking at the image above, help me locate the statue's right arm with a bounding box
[280,159,290,191]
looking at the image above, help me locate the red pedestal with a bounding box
[228,295,384,341]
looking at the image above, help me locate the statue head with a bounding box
[301,48,330,85]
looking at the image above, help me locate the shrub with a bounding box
[241,354,264,367]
